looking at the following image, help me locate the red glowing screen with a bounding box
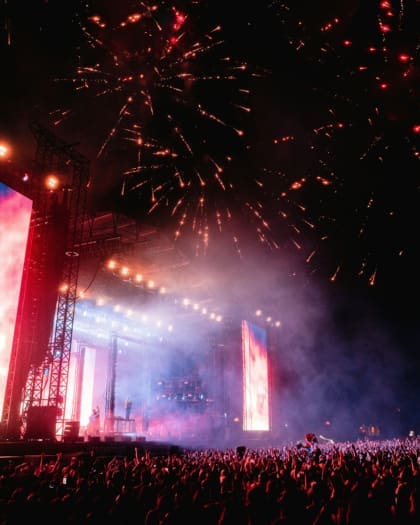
[0,182,32,415]
[242,320,270,431]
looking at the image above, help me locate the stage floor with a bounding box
[0,436,189,461]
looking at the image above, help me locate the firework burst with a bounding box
[50,0,272,255]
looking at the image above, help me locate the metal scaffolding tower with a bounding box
[2,122,90,440]
[32,122,90,438]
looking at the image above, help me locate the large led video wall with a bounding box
[0,182,32,415]
[242,320,270,431]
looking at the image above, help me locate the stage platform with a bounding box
[0,437,190,462]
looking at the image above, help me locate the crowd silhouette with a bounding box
[0,437,418,524]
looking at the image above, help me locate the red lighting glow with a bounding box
[0,182,32,415]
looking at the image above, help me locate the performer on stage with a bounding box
[88,406,100,437]
[125,397,133,420]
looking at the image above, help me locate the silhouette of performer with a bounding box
[88,406,100,436]
[125,397,133,420]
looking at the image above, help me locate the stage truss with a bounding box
[2,123,90,439]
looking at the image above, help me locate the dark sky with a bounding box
[1,1,420,436]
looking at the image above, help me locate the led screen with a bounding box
[0,182,32,415]
[242,320,270,431]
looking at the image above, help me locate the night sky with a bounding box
[1,1,419,437]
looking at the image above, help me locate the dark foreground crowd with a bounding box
[0,437,419,524]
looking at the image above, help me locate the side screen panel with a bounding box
[242,320,270,431]
[0,182,32,414]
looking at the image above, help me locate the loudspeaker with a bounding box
[63,421,80,441]
[26,406,57,440]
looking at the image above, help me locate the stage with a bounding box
[0,436,190,463]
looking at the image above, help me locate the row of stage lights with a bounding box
[73,271,224,346]
[97,258,225,325]
[74,305,176,344]
[100,258,282,329]
[73,263,283,332]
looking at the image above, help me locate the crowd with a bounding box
[0,437,418,524]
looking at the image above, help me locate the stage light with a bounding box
[45,174,59,191]
[0,142,10,158]
[107,259,117,270]
[120,266,129,276]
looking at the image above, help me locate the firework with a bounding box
[267,0,420,286]
[50,0,271,255]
